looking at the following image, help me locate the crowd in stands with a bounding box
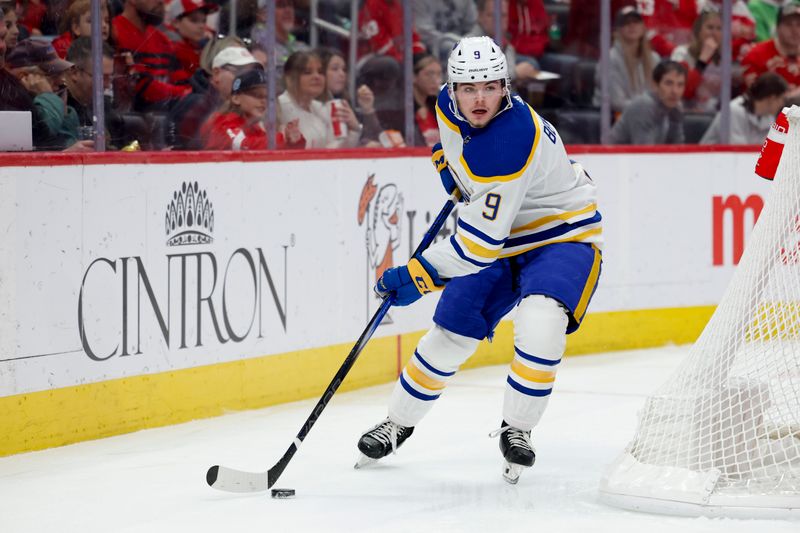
[0,0,799,152]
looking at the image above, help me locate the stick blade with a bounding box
[206,465,269,493]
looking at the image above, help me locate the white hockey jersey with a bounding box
[421,87,603,279]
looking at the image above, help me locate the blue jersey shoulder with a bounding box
[436,88,537,180]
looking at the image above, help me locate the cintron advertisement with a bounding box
[0,148,771,454]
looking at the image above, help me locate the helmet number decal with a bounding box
[474,51,481,59]
[483,193,502,221]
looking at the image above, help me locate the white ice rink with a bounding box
[1,345,797,533]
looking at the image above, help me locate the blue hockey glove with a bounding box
[375,256,445,306]
[431,143,458,196]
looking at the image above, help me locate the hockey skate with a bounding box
[354,418,414,469]
[490,422,536,484]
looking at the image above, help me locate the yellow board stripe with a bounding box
[459,105,541,183]
[459,233,502,259]
[511,359,556,383]
[510,203,597,235]
[499,227,603,259]
[406,363,447,391]
[574,245,602,322]
[0,306,716,457]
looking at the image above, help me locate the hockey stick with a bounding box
[206,190,460,493]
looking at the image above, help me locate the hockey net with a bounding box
[599,116,800,518]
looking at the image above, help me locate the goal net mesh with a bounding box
[601,116,800,515]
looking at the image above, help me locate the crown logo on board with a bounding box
[165,181,214,246]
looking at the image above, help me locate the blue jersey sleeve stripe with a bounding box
[457,218,507,246]
[507,376,553,397]
[514,346,561,367]
[506,212,602,248]
[400,373,441,401]
[450,235,494,268]
[414,350,456,377]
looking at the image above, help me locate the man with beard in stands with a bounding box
[112,0,190,112]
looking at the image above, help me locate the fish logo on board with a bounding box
[358,174,403,321]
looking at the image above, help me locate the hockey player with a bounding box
[356,36,603,484]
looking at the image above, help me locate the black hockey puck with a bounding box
[271,488,296,499]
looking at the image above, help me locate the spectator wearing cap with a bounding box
[413,0,477,62]
[742,3,800,103]
[112,0,191,111]
[610,60,687,145]
[671,9,723,113]
[170,43,258,149]
[5,39,92,151]
[701,71,788,144]
[594,6,660,114]
[748,0,792,42]
[201,66,304,150]
[163,0,218,85]
[251,0,309,80]
[466,0,538,87]
[278,50,361,149]
[51,0,111,59]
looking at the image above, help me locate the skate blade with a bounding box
[502,461,524,485]
[354,454,379,469]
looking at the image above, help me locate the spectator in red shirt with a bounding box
[202,66,304,150]
[359,0,425,65]
[170,42,258,149]
[671,9,723,112]
[52,0,111,59]
[163,0,218,86]
[17,0,46,36]
[638,0,698,57]
[742,4,800,102]
[112,0,190,111]
[564,0,633,59]
[356,0,425,139]
[508,0,549,63]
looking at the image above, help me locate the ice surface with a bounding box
[0,345,797,532]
